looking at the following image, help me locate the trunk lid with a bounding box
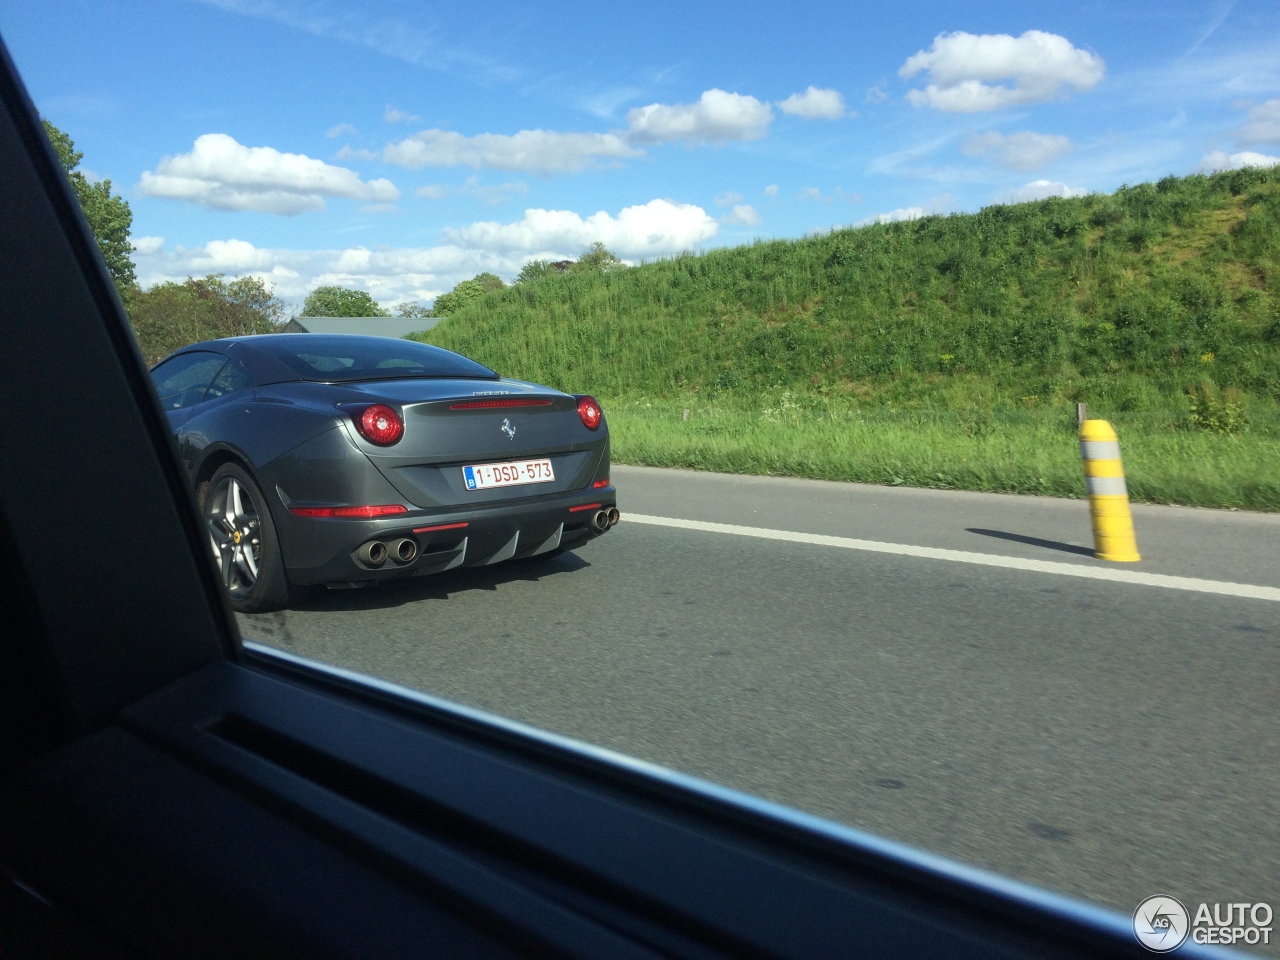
[341,378,607,508]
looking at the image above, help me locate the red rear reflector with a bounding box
[412,521,470,534]
[355,404,404,445]
[576,395,602,430]
[569,503,603,513]
[449,398,553,410]
[592,478,610,488]
[290,504,408,518]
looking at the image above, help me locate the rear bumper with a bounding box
[275,485,618,587]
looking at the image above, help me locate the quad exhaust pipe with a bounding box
[356,536,419,568]
[356,540,388,566]
[362,509,614,566]
[592,508,621,533]
[389,537,418,564]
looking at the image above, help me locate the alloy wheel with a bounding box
[206,475,263,597]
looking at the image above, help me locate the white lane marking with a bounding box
[625,514,1280,603]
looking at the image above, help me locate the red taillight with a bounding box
[412,521,470,534]
[448,398,553,410]
[577,395,602,430]
[592,478,610,488]
[290,504,408,518]
[356,404,404,445]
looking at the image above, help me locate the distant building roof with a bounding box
[283,316,440,338]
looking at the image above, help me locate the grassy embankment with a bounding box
[414,166,1280,510]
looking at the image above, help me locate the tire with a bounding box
[201,462,291,613]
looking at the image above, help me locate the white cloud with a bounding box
[132,235,165,255]
[377,87,788,177]
[335,145,379,161]
[384,105,421,124]
[866,133,964,180]
[1199,150,1280,172]
[1238,98,1280,145]
[715,191,745,206]
[464,180,528,204]
[1001,179,1088,203]
[865,82,889,105]
[763,184,779,198]
[778,86,846,120]
[626,89,774,144]
[197,0,519,85]
[383,129,641,174]
[133,199,718,307]
[858,194,951,226]
[326,123,357,138]
[1185,1,1234,56]
[962,131,1074,170]
[577,84,648,120]
[135,238,518,307]
[138,134,399,215]
[444,199,719,259]
[720,204,761,227]
[900,31,1105,112]
[799,187,832,202]
[184,238,278,272]
[859,206,925,226]
[413,176,528,204]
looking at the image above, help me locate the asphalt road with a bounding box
[239,465,1280,939]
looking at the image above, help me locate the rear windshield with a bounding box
[243,335,498,383]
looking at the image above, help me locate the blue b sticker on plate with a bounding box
[463,466,477,490]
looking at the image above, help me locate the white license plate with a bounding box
[462,459,555,490]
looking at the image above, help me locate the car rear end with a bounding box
[259,377,617,588]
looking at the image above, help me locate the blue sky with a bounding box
[3,0,1279,310]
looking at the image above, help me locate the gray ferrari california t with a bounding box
[149,334,618,612]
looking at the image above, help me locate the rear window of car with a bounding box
[245,335,499,383]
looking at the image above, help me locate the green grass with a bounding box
[411,165,1280,510]
[608,398,1280,511]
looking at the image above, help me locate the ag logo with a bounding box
[1134,896,1190,953]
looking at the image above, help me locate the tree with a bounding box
[394,302,435,318]
[571,242,623,273]
[515,259,548,284]
[301,285,389,317]
[129,274,288,365]
[41,119,135,295]
[432,272,505,317]
[515,259,552,283]
[515,259,576,283]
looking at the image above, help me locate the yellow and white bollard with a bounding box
[1079,419,1140,562]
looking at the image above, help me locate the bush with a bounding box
[413,167,1280,421]
[1185,383,1249,434]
